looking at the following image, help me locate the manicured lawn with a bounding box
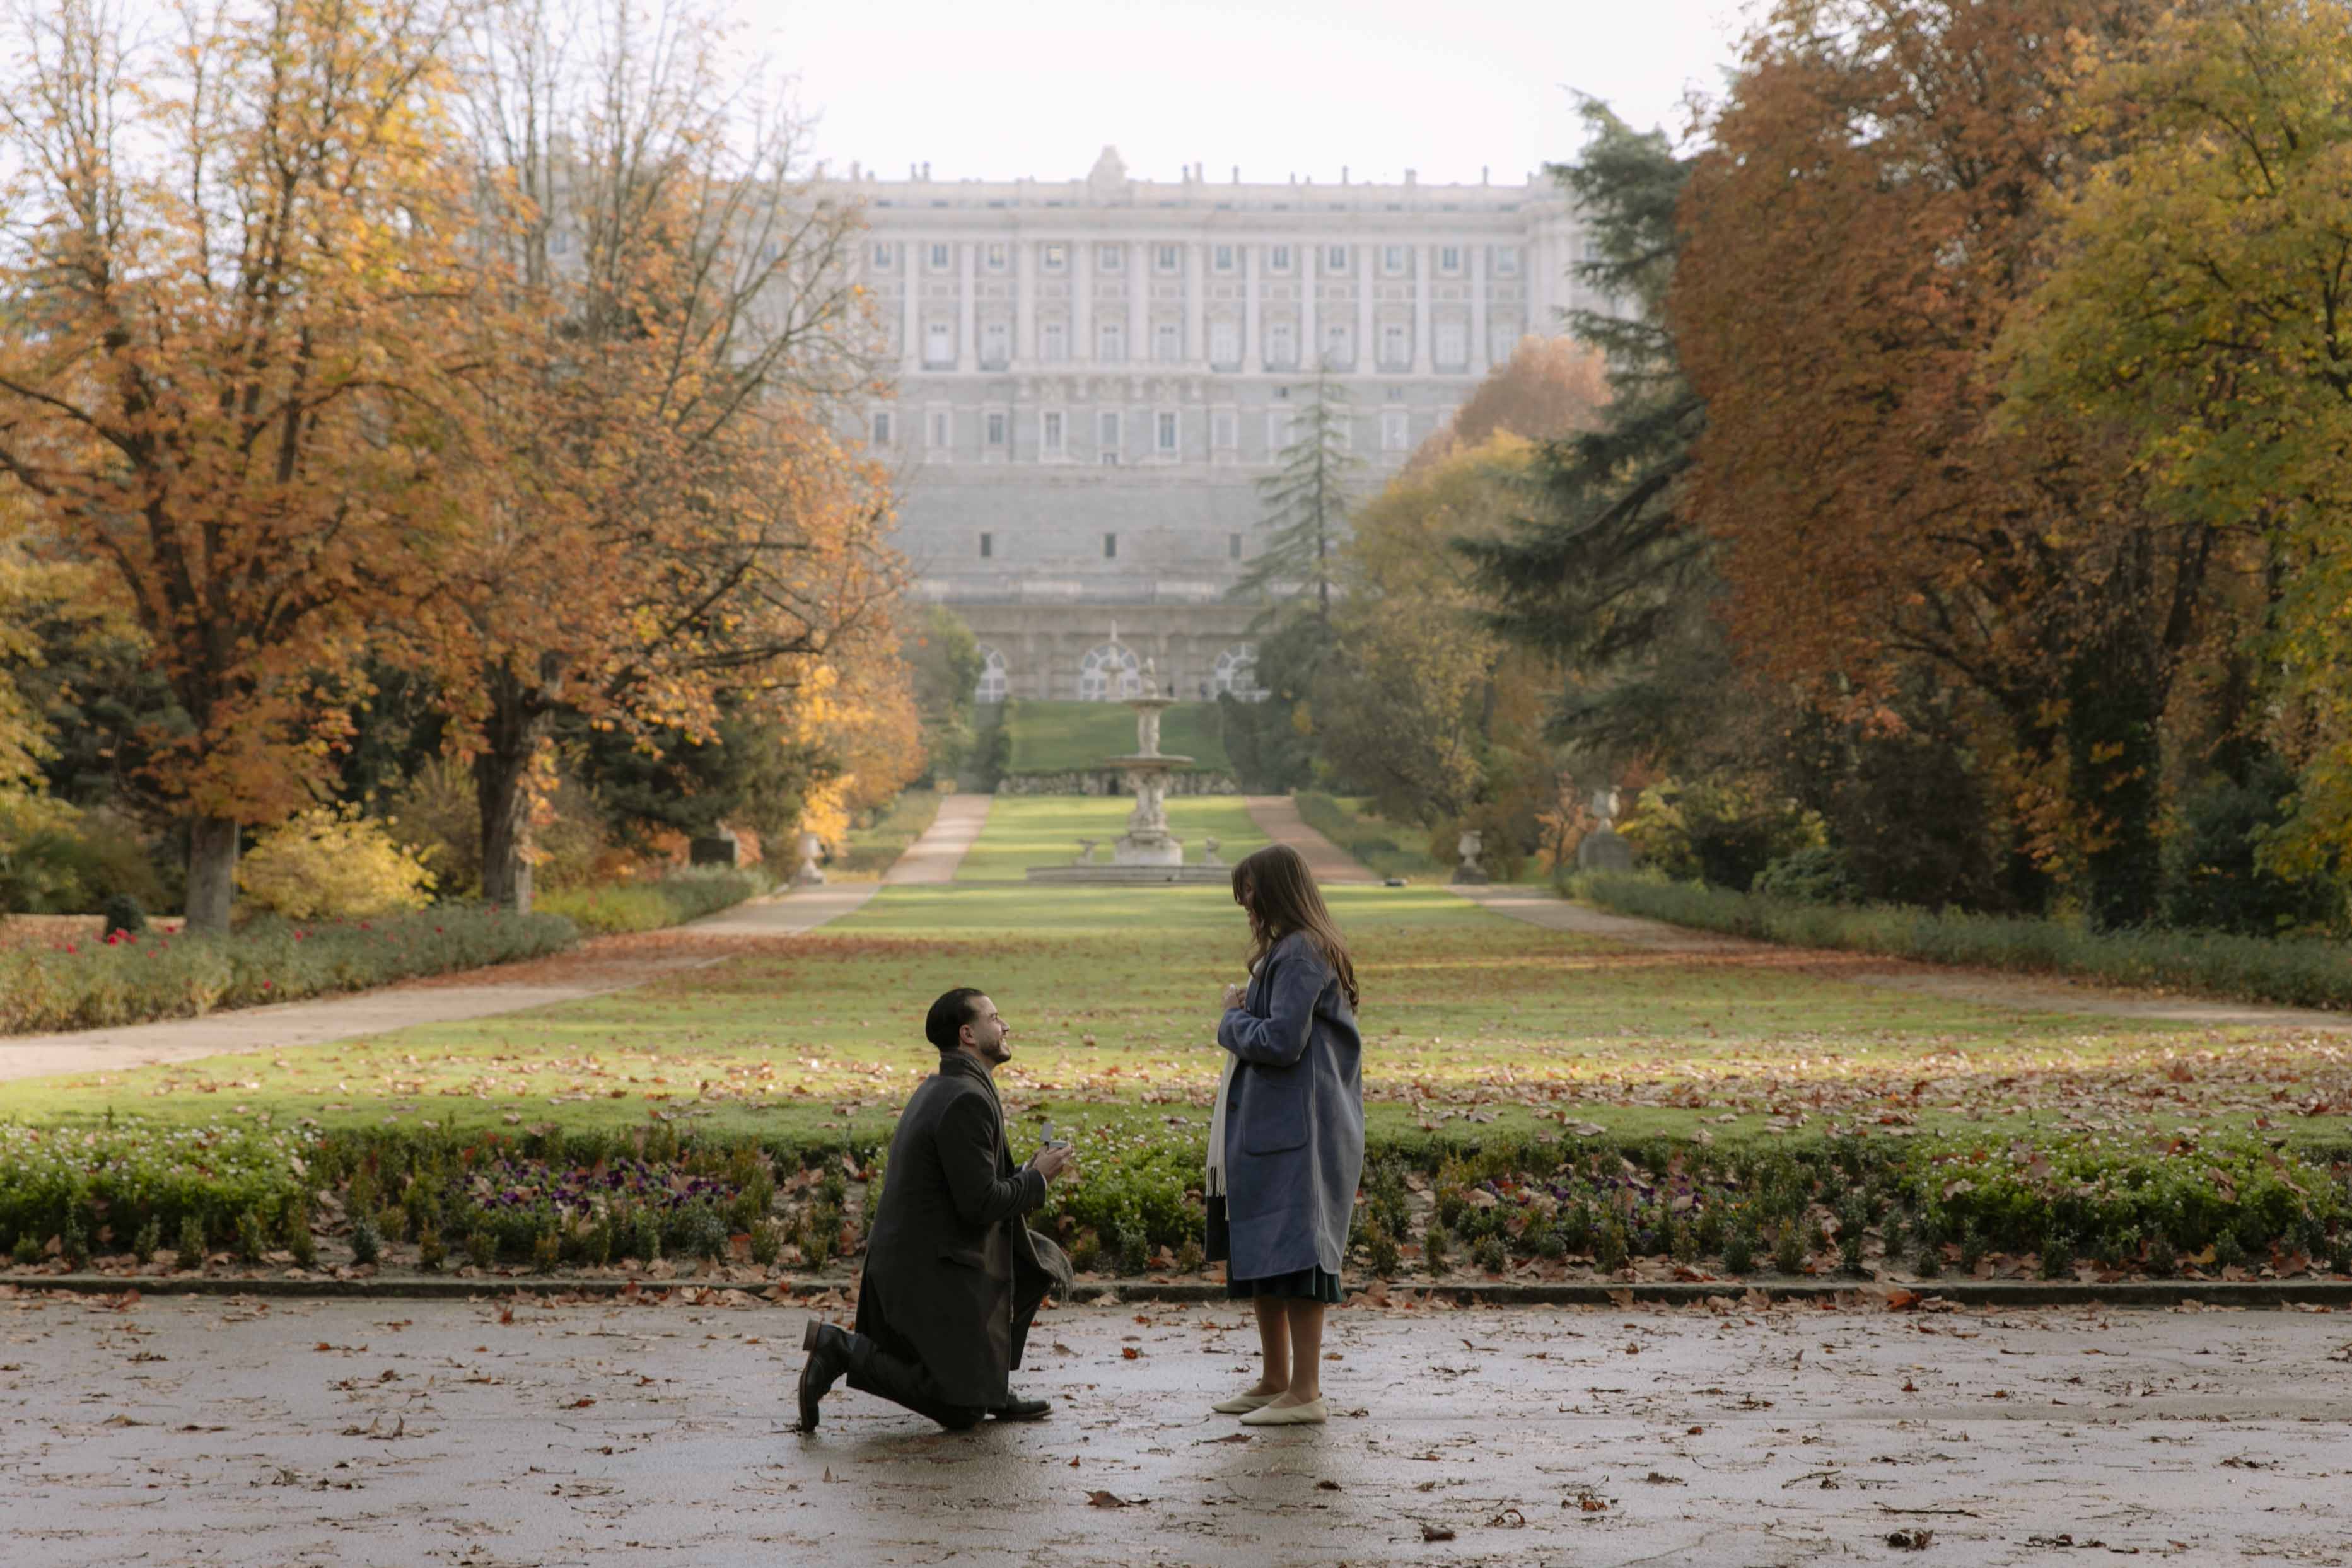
[1001,698,1234,775]
[10,797,2352,1286]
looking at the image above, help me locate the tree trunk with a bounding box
[476,737,537,913]
[184,815,240,934]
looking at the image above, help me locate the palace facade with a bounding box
[823,147,1596,703]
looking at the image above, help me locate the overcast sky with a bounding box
[737,0,1756,187]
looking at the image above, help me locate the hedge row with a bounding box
[1570,871,2352,1013]
[0,906,579,1035]
[6,1117,2348,1284]
[533,869,770,936]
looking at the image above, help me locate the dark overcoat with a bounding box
[853,1052,1069,1409]
[1216,929,1365,1281]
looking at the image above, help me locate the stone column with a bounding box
[1414,242,1433,373]
[1355,243,1373,373]
[1127,240,1146,366]
[1301,241,1318,370]
[1073,236,1091,362]
[1189,240,1208,364]
[1472,239,1489,375]
[899,241,918,370]
[1015,238,1036,363]
[1242,245,1259,369]
[957,241,976,372]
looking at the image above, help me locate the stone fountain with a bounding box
[1026,661,1228,885]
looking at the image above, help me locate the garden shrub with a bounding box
[238,806,435,920]
[0,905,578,1033]
[1754,846,1859,905]
[1569,870,2352,1013]
[535,868,768,936]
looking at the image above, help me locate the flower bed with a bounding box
[534,869,769,936]
[0,906,580,1035]
[4,1119,2346,1289]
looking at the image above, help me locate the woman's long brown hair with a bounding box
[1231,844,1359,1009]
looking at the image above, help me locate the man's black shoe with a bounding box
[797,1319,857,1431]
[988,1395,1051,1421]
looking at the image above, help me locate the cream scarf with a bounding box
[1204,963,1253,1199]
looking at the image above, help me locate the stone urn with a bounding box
[1199,835,1223,868]
[793,831,826,886]
[1452,827,1490,885]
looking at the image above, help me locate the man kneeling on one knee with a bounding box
[796,987,1075,1431]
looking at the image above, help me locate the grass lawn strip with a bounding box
[4,798,2350,1289]
[1000,699,1235,776]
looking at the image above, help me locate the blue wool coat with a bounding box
[1216,931,1365,1281]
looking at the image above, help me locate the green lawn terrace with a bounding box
[995,699,1235,778]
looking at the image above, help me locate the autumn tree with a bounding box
[2001,0,2352,887]
[428,0,902,909]
[0,0,482,929]
[1403,335,1607,478]
[1318,434,1556,827]
[1670,0,2215,926]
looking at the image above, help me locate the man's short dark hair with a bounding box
[925,987,987,1052]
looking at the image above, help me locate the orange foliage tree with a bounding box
[417,0,902,909]
[1671,0,2224,924]
[0,0,484,929]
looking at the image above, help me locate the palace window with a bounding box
[1098,243,1122,271]
[1155,321,1181,362]
[1228,531,1242,560]
[1435,321,1467,367]
[1267,322,1295,369]
[1098,410,1121,463]
[924,320,953,366]
[929,410,951,448]
[1494,245,1518,277]
[1270,245,1291,273]
[1209,321,1238,366]
[1324,323,1353,368]
[986,410,1007,446]
[1103,531,1118,559]
[975,646,1008,703]
[870,410,893,446]
[1042,242,1068,271]
[871,241,893,269]
[1098,321,1126,363]
[1214,244,1235,272]
[1325,244,1348,272]
[1382,408,1408,451]
[979,531,993,559]
[1156,244,1181,273]
[1156,410,1179,453]
[1439,245,1460,273]
[1040,321,1068,361]
[1213,410,1236,449]
[1380,322,1407,366]
[1383,245,1406,275]
[984,242,1006,271]
[981,320,1009,366]
[929,242,950,270]
[1041,409,1064,453]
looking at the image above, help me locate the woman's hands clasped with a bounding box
[1221,980,1245,1013]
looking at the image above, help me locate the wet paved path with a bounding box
[882,793,993,885]
[6,1291,2348,1566]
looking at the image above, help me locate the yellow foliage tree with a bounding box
[237,807,436,920]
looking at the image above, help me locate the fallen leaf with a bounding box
[1420,1523,1457,1542]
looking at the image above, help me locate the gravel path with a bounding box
[882,793,993,885]
[6,1290,2348,1565]
[1242,796,1378,884]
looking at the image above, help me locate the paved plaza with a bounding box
[4,1289,2348,1566]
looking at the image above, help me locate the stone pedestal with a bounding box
[1451,828,1490,885]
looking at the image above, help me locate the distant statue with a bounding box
[1452,827,1489,885]
[1577,783,1636,873]
[1140,658,1160,699]
[1199,835,1223,868]
[1075,838,1098,865]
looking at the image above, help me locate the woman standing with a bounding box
[1206,843,1365,1426]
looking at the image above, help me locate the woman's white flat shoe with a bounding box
[1212,1391,1279,1414]
[1238,1396,1327,1426]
